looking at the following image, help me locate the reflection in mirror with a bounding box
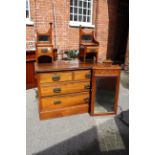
[38,35,49,42]
[94,77,117,113]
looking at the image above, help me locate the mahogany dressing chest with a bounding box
[35,60,121,120]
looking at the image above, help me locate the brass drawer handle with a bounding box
[41,48,48,53]
[85,73,91,79]
[53,88,61,93]
[53,100,62,105]
[84,85,90,89]
[84,97,89,103]
[52,75,60,81]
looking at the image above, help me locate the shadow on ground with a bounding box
[33,114,129,155]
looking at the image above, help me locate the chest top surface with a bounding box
[34,60,120,73]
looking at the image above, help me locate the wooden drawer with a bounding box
[41,92,90,111]
[73,70,91,81]
[39,72,72,83]
[40,81,91,97]
[86,47,98,53]
[37,47,53,56]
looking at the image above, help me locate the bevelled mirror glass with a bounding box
[94,77,117,114]
[38,35,49,42]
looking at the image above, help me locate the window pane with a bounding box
[79,1,82,7]
[83,9,87,15]
[87,9,91,15]
[70,14,73,21]
[84,2,87,8]
[70,0,73,6]
[79,8,82,14]
[83,16,86,22]
[26,10,29,18]
[88,2,91,9]
[87,16,90,22]
[26,0,28,10]
[79,15,82,21]
[70,7,73,13]
[74,15,77,21]
[74,0,77,6]
[26,0,29,18]
[74,7,77,13]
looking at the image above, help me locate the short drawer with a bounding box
[37,47,53,56]
[73,70,91,81]
[39,72,72,83]
[86,47,98,53]
[40,92,90,111]
[40,81,91,97]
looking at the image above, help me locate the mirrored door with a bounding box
[93,76,117,114]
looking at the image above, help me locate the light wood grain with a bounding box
[40,104,89,120]
[40,81,90,97]
[39,71,72,83]
[73,70,91,80]
[41,92,90,111]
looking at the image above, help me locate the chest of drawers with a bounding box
[35,61,121,120]
[35,61,93,120]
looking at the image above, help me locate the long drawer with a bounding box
[40,92,90,111]
[40,81,91,97]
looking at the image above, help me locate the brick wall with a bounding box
[26,0,119,62]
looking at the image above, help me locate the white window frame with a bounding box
[26,0,34,25]
[69,0,95,28]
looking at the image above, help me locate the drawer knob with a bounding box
[84,85,90,89]
[85,73,91,79]
[53,88,61,93]
[84,97,89,103]
[52,75,60,81]
[53,100,61,105]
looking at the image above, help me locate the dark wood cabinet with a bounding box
[26,51,37,89]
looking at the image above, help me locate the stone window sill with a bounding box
[26,19,34,26]
[69,21,95,28]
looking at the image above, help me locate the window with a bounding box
[69,0,94,27]
[26,0,30,19]
[26,0,33,25]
